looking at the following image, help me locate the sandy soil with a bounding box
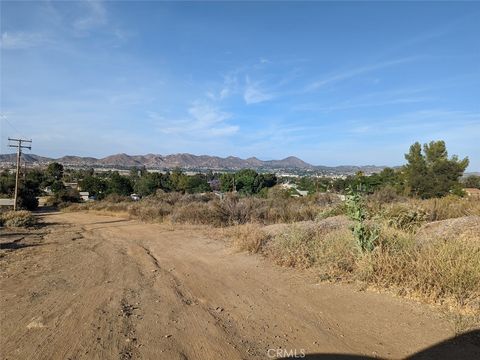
[1,211,478,360]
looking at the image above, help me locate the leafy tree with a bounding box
[185,174,210,193]
[219,170,276,194]
[80,175,107,198]
[49,188,80,206]
[51,180,66,194]
[235,169,258,195]
[169,168,189,192]
[106,172,133,196]
[257,173,277,190]
[0,170,15,195]
[403,141,469,198]
[46,162,64,180]
[220,173,235,192]
[133,172,172,196]
[129,166,147,179]
[25,169,46,196]
[18,186,39,210]
[404,142,429,197]
[463,175,480,189]
[0,169,42,210]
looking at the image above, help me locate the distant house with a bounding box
[280,183,295,190]
[79,192,90,201]
[63,182,79,190]
[280,182,309,197]
[0,198,15,208]
[296,190,309,197]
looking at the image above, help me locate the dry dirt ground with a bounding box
[1,211,479,360]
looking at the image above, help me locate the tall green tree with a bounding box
[80,175,107,198]
[106,172,133,196]
[46,162,64,180]
[403,140,469,198]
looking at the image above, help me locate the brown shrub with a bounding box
[368,186,403,204]
[416,195,480,221]
[0,210,37,228]
[171,202,222,226]
[380,203,428,231]
[266,224,320,268]
[65,191,341,226]
[129,202,172,222]
[227,223,271,253]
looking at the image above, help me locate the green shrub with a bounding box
[345,189,379,253]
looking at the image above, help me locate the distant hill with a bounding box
[0,152,388,174]
[0,153,52,164]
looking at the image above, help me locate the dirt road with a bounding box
[1,211,478,360]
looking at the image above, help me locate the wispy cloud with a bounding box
[0,32,52,49]
[207,73,238,101]
[151,101,239,137]
[306,57,419,91]
[73,0,107,34]
[244,76,274,104]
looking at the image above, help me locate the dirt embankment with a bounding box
[1,211,479,360]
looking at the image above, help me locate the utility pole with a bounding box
[8,138,32,211]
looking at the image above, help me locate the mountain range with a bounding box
[0,153,387,174]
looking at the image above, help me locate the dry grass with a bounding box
[357,231,480,312]
[378,203,429,231]
[225,223,271,253]
[0,210,37,228]
[368,195,480,223]
[266,224,320,268]
[416,195,480,221]
[66,191,342,226]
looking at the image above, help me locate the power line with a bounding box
[1,115,29,153]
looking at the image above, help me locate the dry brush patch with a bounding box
[65,192,342,226]
[0,210,37,228]
[224,223,271,254]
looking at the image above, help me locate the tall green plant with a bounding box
[345,188,378,253]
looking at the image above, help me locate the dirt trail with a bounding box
[1,211,478,360]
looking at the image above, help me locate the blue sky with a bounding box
[1,1,479,170]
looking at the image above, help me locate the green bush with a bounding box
[345,189,379,252]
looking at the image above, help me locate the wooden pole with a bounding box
[13,144,21,211]
[8,138,32,211]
